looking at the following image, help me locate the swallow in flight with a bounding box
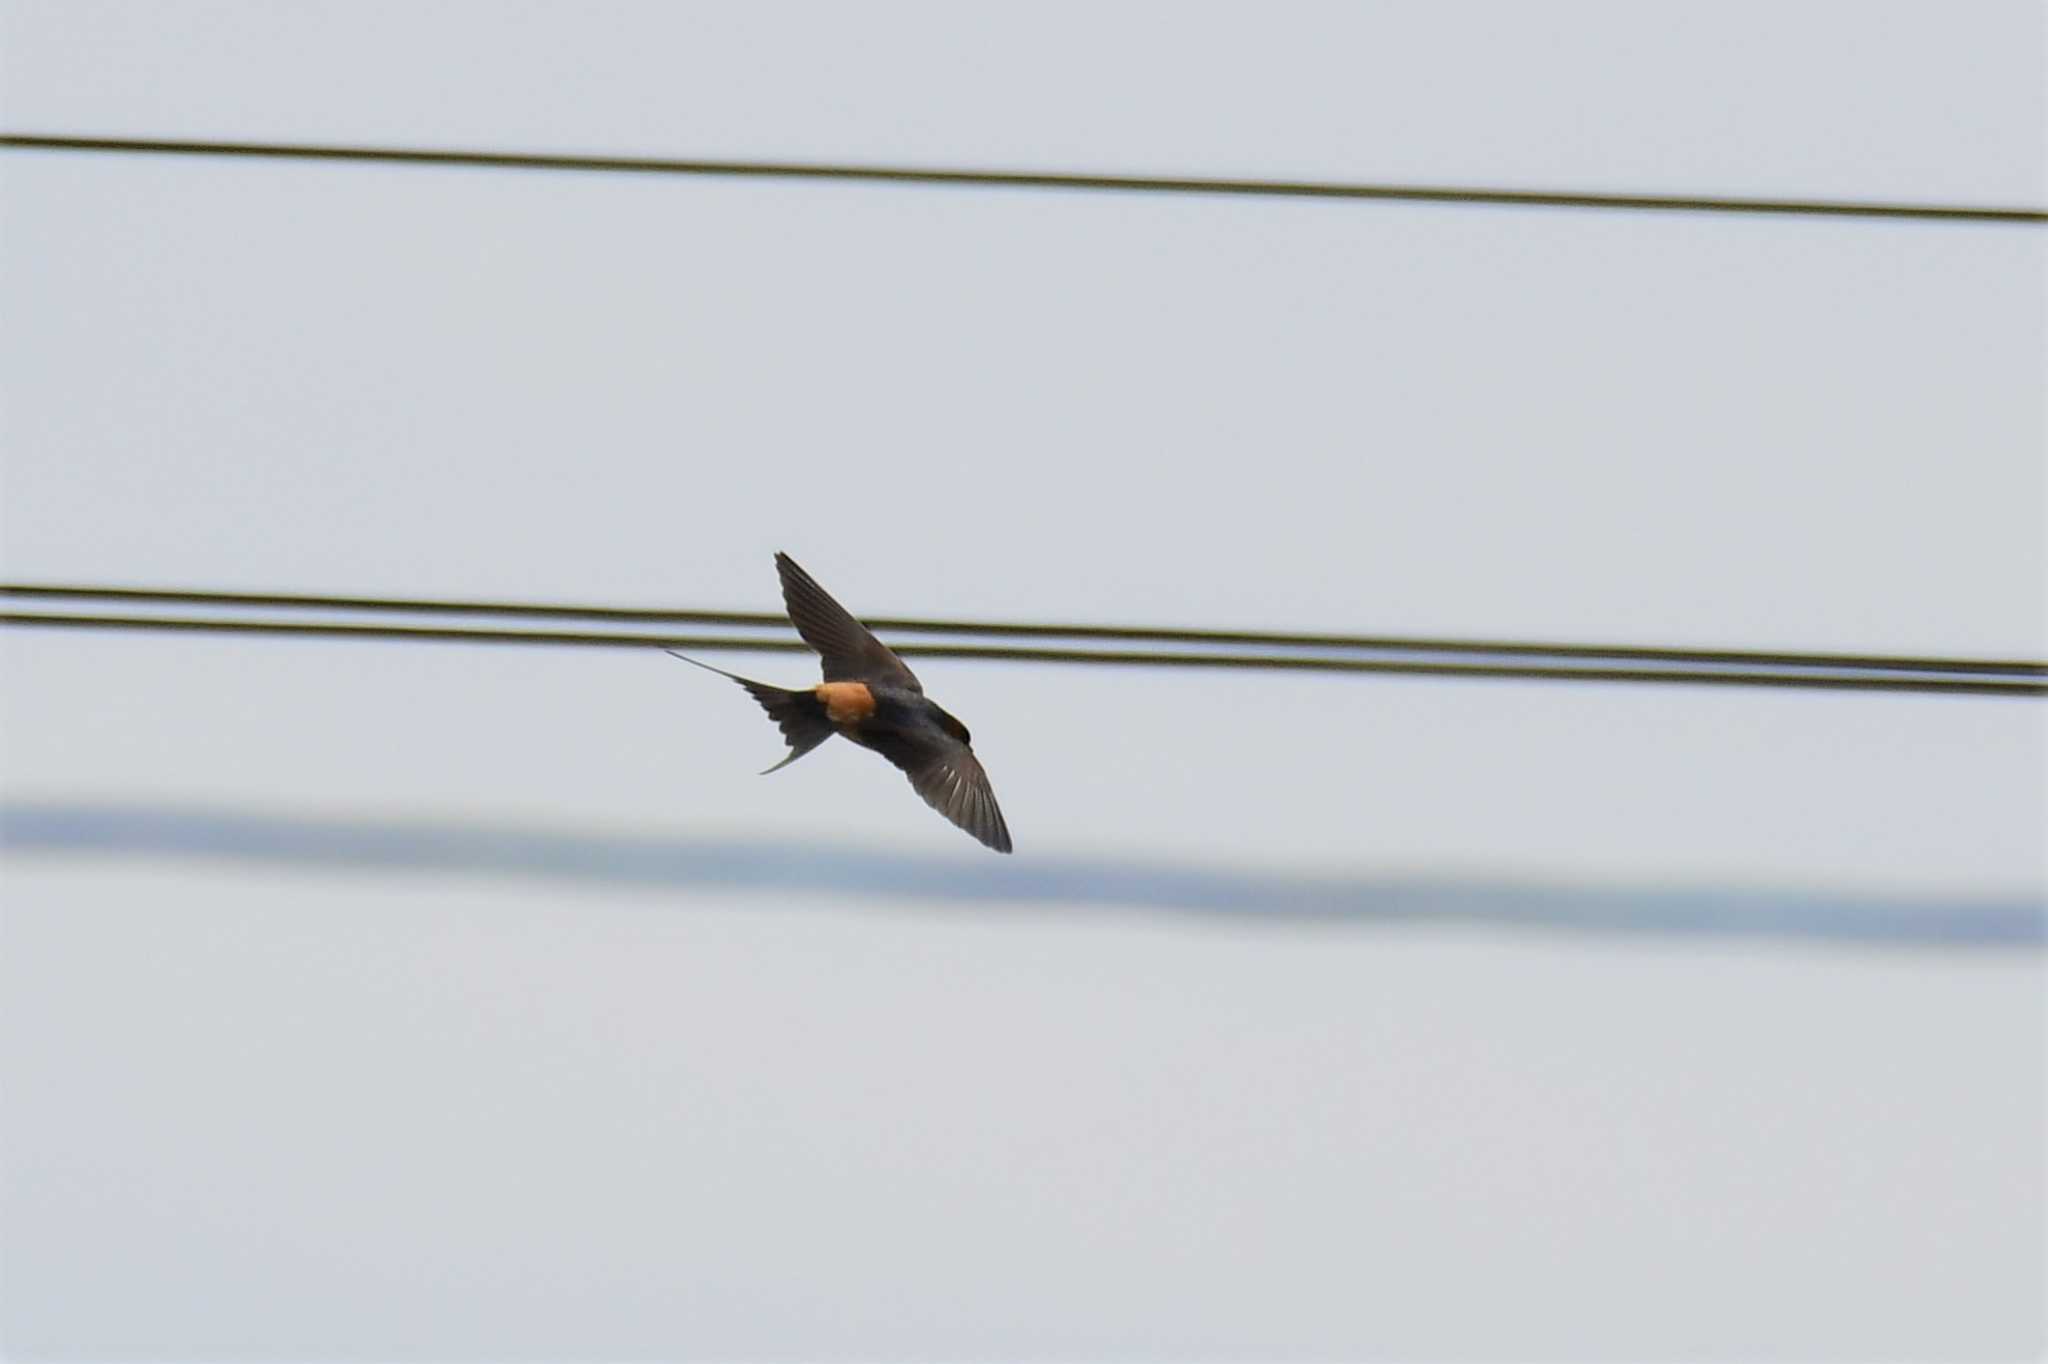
[668,552,1012,853]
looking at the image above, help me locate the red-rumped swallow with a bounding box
[669,552,1012,854]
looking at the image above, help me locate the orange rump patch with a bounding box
[815,680,876,725]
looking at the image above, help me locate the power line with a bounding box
[5,133,2042,225]
[4,605,2040,699]
[9,801,2038,946]
[5,583,2041,677]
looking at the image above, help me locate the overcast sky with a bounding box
[3,3,2043,1359]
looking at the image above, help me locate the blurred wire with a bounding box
[5,133,2043,224]
[9,800,2038,945]
[4,586,2041,696]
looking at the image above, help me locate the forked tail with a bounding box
[664,650,832,774]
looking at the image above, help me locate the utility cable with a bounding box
[4,134,2041,224]
[4,583,2039,677]
[4,587,2040,697]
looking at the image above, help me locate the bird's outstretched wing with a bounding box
[905,743,1013,854]
[863,727,1013,854]
[776,551,922,692]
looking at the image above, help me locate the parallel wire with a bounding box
[6,583,2043,678]
[5,134,2043,224]
[5,603,2041,698]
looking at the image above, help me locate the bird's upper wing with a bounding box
[864,728,1012,854]
[774,548,921,684]
[776,551,922,692]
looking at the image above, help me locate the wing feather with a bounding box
[776,552,922,692]
[891,737,1013,854]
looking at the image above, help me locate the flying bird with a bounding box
[668,552,1013,854]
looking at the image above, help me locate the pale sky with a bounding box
[2,3,2043,1358]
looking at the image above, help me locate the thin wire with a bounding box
[5,134,2042,225]
[5,583,2040,678]
[5,612,2040,697]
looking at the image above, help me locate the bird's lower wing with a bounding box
[908,745,1012,853]
[867,731,1012,854]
